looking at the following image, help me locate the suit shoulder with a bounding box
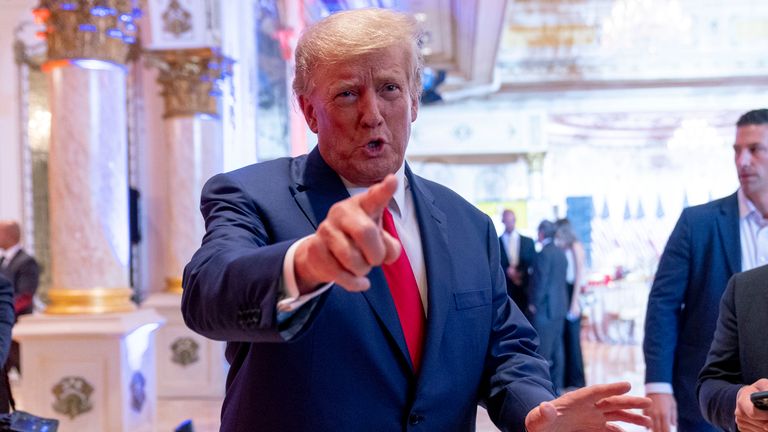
[681,192,737,218]
[733,264,768,288]
[415,175,490,221]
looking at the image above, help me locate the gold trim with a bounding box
[166,277,183,294]
[144,48,233,118]
[46,288,136,315]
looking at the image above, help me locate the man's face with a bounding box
[734,124,768,200]
[299,45,418,186]
[502,211,516,232]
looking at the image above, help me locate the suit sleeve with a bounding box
[13,258,39,315]
[644,210,692,385]
[181,172,302,342]
[481,219,556,431]
[697,276,741,432]
[0,276,14,365]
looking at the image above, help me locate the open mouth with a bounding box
[367,139,383,149]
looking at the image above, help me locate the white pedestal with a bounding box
[13,309,165,432]
[143,293,227,399]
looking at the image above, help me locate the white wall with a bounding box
[0,0,36,221]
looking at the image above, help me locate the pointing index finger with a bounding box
[357,174,398,218]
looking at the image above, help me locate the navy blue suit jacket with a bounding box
[182,148,555,431]
[643,193,741,430]
[697,265,768,432]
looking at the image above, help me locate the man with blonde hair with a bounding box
[182,8,651,431]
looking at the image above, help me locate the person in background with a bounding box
[644,108,768,432]
[0,275,14,413]
[697,265,768,432]
[182,8,651,431]
[499,209,536,316]
[555,218,586,390]
[527,220,569,393]
[0,220,39,375]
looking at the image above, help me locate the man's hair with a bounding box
[538,220,557,240]
[736,109,768,127]
[555,218,577,246]
[292,8,424,101]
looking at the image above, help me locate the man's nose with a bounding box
[360,93,384,127]
[736,150,750,167]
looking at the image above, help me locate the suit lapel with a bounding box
[290,148,412,371]
[716,193,741,275]
[406,166,454,380]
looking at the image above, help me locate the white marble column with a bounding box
[14,3,164,432]
[143,48,228,398]
[46,62,134,310]
[164,115,223,292]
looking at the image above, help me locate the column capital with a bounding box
[33,0,142,65]
[524,151,547,172]
[145,47,233,118]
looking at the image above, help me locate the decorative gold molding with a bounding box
[165,277,183,294]
[34,0,141,65]
[145,47,233,118]
[46,287,136,315]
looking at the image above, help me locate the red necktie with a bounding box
[381,208,426,373]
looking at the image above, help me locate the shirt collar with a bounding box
[1,244,21,264]
[738,188,759,220]
[339,164,407,218]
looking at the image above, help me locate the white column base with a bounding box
[13,309,165,432]
[143,293,227,399]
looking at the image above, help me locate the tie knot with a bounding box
[382,208,399,240]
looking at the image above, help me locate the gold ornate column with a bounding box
[36,0,140,314]
[142,47,229,399]
[146,48,229,293]
[15,3,165,431]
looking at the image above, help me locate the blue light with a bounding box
[106,28,123,39]
[60,3,77,11]
[78,23,97,32]
[91,6,115,17]
[124,23,136,32]
[208,61,220,70]
[123,36,136,44]
[125,323,161,372]
[196,113,219,121]
[71,59,126,72]
[132,8,142,18]
[119,14,132,23]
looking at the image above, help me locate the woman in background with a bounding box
[555,219,586,390]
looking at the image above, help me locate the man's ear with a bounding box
[298,95,319,133]
[410,94,419,122]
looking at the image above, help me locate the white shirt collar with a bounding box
[339,164,407,218]
[738,188,760,220]
[0,243,21,265]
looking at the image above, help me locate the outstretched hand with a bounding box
[525,382,651,432]
[294,174,402,293]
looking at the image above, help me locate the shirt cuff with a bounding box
[646,382,674,395]
[277,236,333,313]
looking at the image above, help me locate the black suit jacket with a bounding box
[0,249,39,316]
[697,264,768,432]
[527,241,568,321]
[182,148,556,431]
[499,233,535,313]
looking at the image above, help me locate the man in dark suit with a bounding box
[499,209,536,314]
[0,275,15,413]
[527,220,568,392]
[0,220,39,374]
[644,109,768,432]
[182,8,650,432]
[697,265,768,432]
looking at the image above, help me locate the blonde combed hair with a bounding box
[293,8,424,100]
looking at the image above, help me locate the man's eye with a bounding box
[337,91,355,98]
[383,84,399,92]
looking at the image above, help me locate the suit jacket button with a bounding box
[408,414,424,425]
